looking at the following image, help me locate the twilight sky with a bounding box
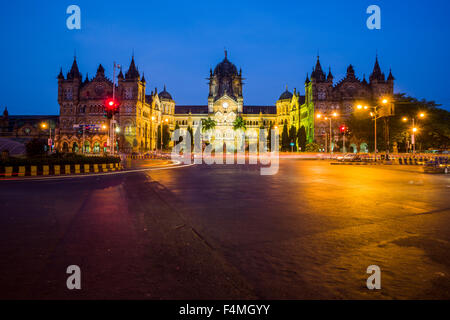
[1,0,449,114]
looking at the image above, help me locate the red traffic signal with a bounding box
[104,98,120,119]
[105,98,119,111]
[340,125,346,133]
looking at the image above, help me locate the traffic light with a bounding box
[104,98,120,119]
[340,125,349,135]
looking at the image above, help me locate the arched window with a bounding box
[62,142,69,153]
[93,142,100,153]
[84,141,90,153]
[72,142,79,153]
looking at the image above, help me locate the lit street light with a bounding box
[40,122,52,153]
[355,98,389,157]
[316,112,339,154]
[402,112,426,154]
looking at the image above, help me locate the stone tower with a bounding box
[208,50,243,114]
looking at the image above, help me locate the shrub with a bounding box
[26,139,47,157]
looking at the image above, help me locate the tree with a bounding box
[297,126,307,152]
[201,117,216,132]
[174,123,182,146]
[390,93,450,151]
[267,124,274,151]
[281,123,289,151]
[157,124,171,150]
[187,126,194,149]
[288,125,297,152]
[26,139,47,157]
[232,116,247,131]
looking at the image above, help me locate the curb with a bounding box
[0,163,122,178]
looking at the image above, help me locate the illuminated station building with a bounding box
[52,52,393,153]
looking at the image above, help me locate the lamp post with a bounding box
[356,98,389,157]
[40,122,52,153]
[110,62,121,155]
[402,113,425,154]
[151,116,156,152]
[316,112,338,154]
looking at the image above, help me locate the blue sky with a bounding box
[0,0,449,114]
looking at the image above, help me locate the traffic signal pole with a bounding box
[111,62,117,155]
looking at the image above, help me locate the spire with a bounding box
[346,64,356,80]
[362,74,368,84]
[370,55,385,83]
[141,72,146,83]
[125,55,140,80]
[84,73,89,84]
[327,67,333,82]
[96,64,105,77]
[67,56,82,79]
[305,72,310,84]
[312,56,326,82]
[387,68,395,82]
[57,67,64,80]
[3,106,8,118]
[224,48,228,60]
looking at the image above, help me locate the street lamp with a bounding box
[355,98,389,156]
[40,122,52,152]
[402,112,426,154]
[316,112,338,154]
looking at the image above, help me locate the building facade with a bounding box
[55,56,176,154]
[51,52,394,154]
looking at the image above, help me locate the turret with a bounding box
[327,67,333,83]
[369,55,385,83]
[311,56,326,82]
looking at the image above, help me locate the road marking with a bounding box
[0,161,194,182]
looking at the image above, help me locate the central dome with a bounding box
[213,51,238,77]
[279,88,293,101]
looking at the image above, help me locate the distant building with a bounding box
[2,52,395,154]
[301,55,395,150]
[0,107,58,141]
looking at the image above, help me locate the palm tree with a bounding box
[201,117,216,133]
[233,116,247,131]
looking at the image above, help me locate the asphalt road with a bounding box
[0,160,449,299]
